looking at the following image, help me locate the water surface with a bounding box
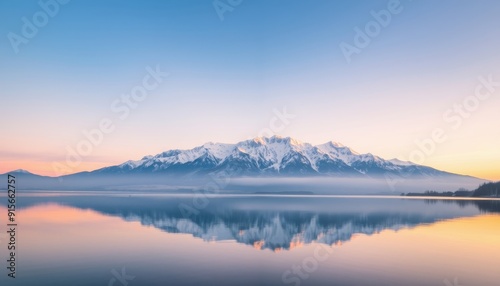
[1,193,499,285]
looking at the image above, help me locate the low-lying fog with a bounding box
[2,172,487,195]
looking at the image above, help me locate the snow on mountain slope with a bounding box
[316,141,360,164]
[389,158,414,166]
[94,136,455,178]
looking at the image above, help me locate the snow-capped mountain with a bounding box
[94,136,454,178]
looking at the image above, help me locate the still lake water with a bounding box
[1,192,499,286]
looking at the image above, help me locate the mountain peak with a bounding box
[5,169,34,175]
[252,137,266,145]
[317,141,359,156]
[248,136,304,146]
[329,141,345,148]
[95,137,459,178]
[266,136,303,146]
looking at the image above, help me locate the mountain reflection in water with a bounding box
[17,194,500,251]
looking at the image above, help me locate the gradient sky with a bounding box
[1,0,499,180]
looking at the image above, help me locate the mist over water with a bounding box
[1,171,486,195]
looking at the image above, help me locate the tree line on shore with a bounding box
[402,181,500,198]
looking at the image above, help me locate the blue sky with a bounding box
[1,0,499,179]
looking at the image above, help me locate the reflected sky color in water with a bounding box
[1,194,499,286]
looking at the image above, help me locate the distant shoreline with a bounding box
[402,181,500,198]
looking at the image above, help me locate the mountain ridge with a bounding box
[1,136,487,193]
[90,136,466,179]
